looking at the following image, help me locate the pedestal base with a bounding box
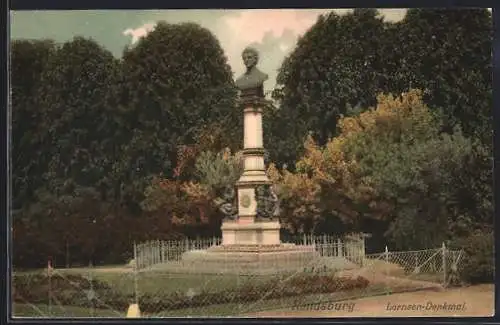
[221,221,280,246]
[179,243,320,274]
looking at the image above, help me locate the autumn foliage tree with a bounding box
[141,148,243,237]
[272,90,484,250]
[267,163,321,234]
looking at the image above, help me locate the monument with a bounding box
[220,46,281,246]
[180,47,318,273]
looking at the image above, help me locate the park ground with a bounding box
[247,284,494,317]
[13,265,494,318]
[13,284,494,318]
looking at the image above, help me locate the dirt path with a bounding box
[248,284,494,317]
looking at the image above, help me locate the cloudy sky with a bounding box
[10,9,408,90]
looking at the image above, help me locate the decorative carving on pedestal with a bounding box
[240,194,251,208]
[217,185,238,221]
[255,184,280,221]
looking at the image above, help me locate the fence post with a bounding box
[360,236,365,266]
[65,240,70,268]
[442,242,447,288]
[152,241,155,265]
[88,261,95,317]
[149,241,152,266]
[133,241,139,306]
[47,258,52,316]
[337,238,343,257]
[384,246,389,277]
[160,240,164,263]
[152,240,156,265]
[185,237,189,252]
[157,240,160,264]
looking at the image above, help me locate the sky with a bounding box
[10,9,409,90]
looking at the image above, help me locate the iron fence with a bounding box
[12,242,465,318]
[134,234,367,271]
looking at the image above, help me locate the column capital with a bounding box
[235,179,271,188]
[240,95,269,108]
[242,147,265,155]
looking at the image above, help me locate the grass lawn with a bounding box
[14,264,442,317]
[12,303,122,318]
[13,266,288,316]
[12,285,392,317]
[20,267,281,295]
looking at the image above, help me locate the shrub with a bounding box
[449,230,494,284]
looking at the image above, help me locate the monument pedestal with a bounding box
[221,220,280,246]
[180,242,319,274]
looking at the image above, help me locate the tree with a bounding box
[13,37,121,266]
[35,36,120,197]
[391,9,492,142]
[114,22,239,213]
[11,39,56,211]
[267,163,321,234]
[269,9,388,168]
[141,149,243,236]
[281,90,479,249]
[269,9,492,170]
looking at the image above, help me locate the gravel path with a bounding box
[247,284,494,317]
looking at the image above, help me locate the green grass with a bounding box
[13,267,283,317]
[33,267,278,295]
[12,303,122,318]
[12,285,389,318]
[14,265,439,317]
[14,285,404,318]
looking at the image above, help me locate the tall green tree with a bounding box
[114,22,239,213]
[15,37,120,265]
[11,39,56,211]
[270,9,388,168]
[391,8,492,142]
[270,9,492,169]
[35,36,120,196]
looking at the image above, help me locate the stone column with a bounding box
[236,104,270,224]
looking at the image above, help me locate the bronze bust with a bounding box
[235,47,268,99]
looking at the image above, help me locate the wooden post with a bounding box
[337,238,343,257]
[126,304,141,318]
[133,241,139,306]
[65,240,69,268]
[385,246,389,277]
[442,242,447,287]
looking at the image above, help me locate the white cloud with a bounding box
[214,9,407,89]
[279,43,290,52]
[123,22,157,44]
[213,9,333,89]
[120,9,409,91]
